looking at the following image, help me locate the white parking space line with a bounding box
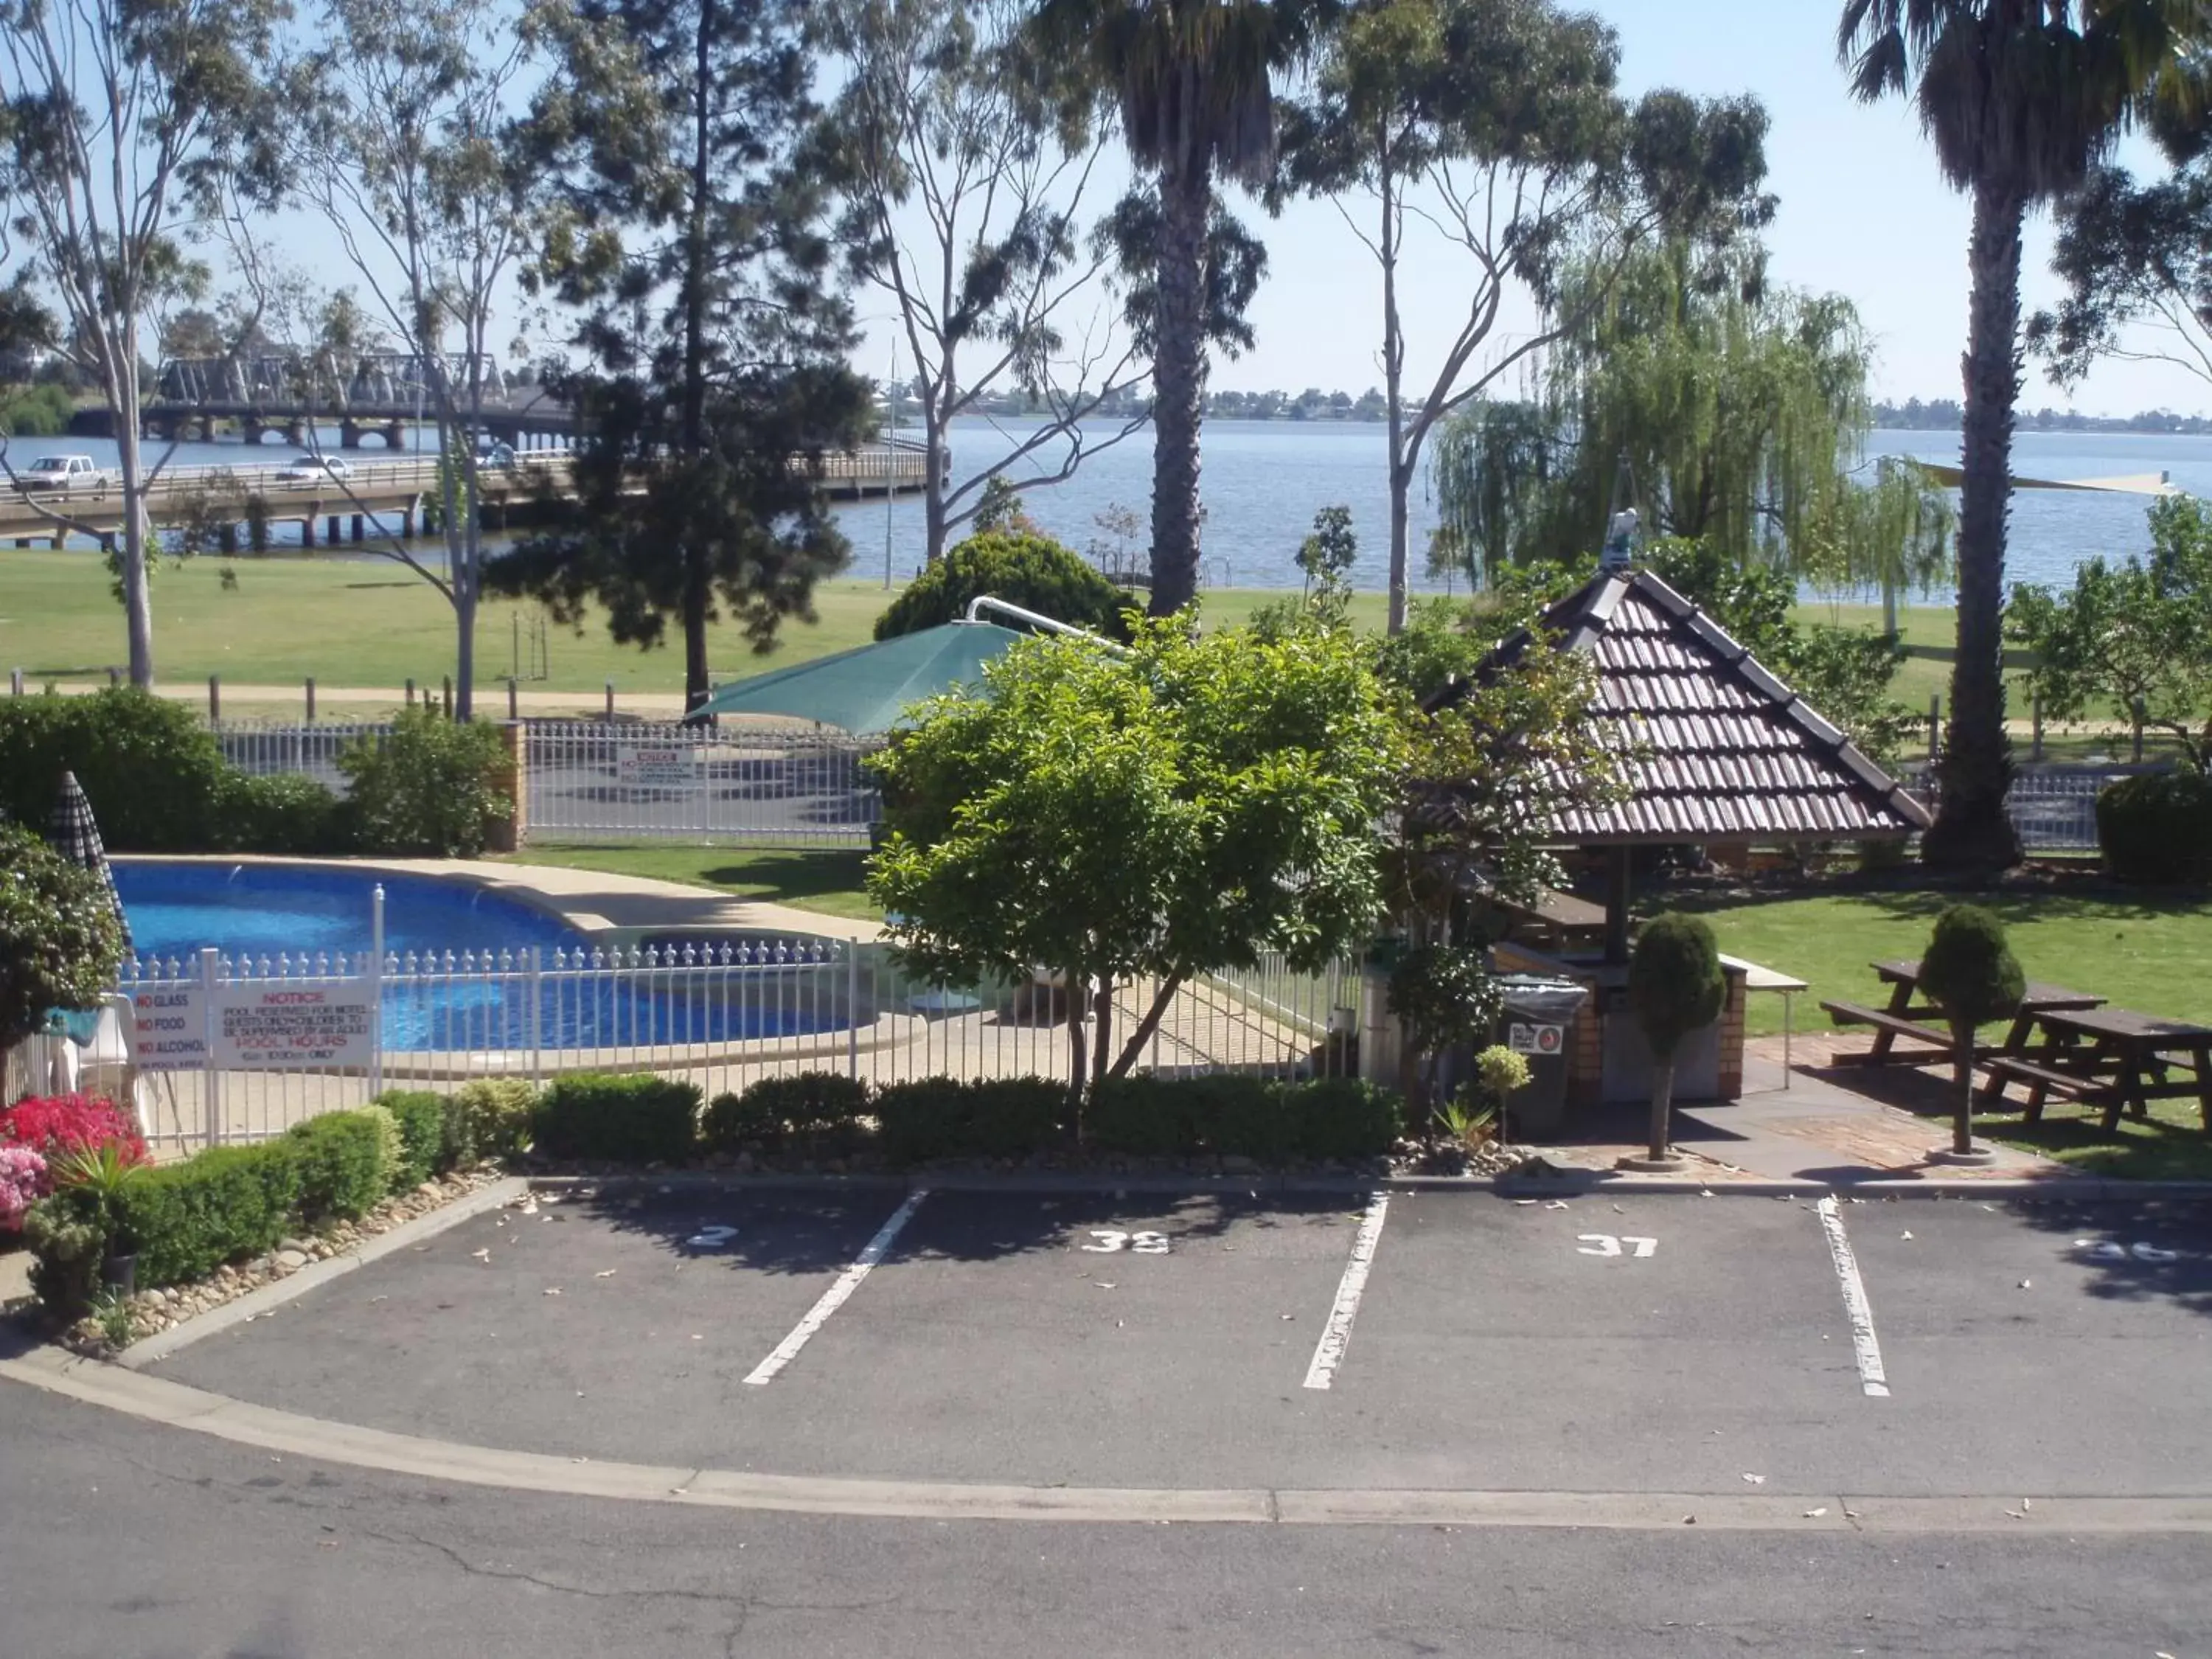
[743,1189,931,1386]
[1816,1195,1891,1399]
[1303,1192,1390,1391]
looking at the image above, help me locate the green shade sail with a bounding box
[686,620,1026,734]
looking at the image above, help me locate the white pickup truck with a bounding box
[17,454,108,493]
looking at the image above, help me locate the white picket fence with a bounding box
[109,936,1359,1156]
[519,721,880,845]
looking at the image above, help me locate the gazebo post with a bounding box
[1604,845,1632,965]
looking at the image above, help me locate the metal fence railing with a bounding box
[210,720,388,796]
[1898,762,2166,852]
[108,936,1357,1155]
[521,721,880,846]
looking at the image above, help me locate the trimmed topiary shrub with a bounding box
[450,1079,538,1161]
[532,1074,700,1164]
[373,1090,446,1186]
[285,1111,392,1225]
[1918,905,2026,1158]
[1629,913,1725,1164]
[2097,770,2212,886]
[702,1072,872,1154]
[116,1141,304,1288]
[872,530,1134,642]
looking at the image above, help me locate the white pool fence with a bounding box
[97,922,1360,1157]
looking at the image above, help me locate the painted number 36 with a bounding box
[1577,1234,1658,1258]
[1082,1230,1170,1254]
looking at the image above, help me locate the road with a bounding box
[3,1188,2209,1655]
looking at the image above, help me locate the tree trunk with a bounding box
[678,0,717,716]
[1647,1052,1676,1163]
[1147,161,1211,616]
[684,555,711,713]
[923,415,950,564]
[1923,180,2026,873]
[1091,978,1115,1104]
[1066,978,1091,1130]
[114,388,155,688]
[1952,1020,1975,1158]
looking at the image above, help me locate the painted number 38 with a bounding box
[1082,1230,1170,1254]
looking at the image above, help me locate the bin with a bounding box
[1492,975,1590,1138]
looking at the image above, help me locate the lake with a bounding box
[7,418,2202,599]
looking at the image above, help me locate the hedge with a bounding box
[532,1074,701,1164]
[285,1111,391,1225]
[704,1071,872,1153]
[2098,771,2212,886]
[117,1142,305,1288]
[374,1090,447,1186]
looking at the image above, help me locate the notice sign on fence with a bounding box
[616,743,698,788]
[125,985,209,1071]
[215,986,376,1068]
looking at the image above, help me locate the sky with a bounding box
[855,0,2208,422]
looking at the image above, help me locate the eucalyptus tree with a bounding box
[1837,0,2211,872]
[829,0,1150,563]
[0,0,284,687]
[1428,240,1952,627]
[1282,0,1771,633]
[492,0,874,709]
[263,0,539,719]
[1033,0,1334,614]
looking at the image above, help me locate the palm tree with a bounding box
[1837,0,2206,870]
[1037,0,1330,613]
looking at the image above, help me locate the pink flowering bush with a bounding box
[0,1144,48,1232]
[0,1094,148,1167]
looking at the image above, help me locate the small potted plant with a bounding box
[1430,1045,1531,1173]
[52,1141,150,1295]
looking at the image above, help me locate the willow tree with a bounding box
[1429,240,1950,609]
[1838,0,2212,872]
[1281,0,1771,633]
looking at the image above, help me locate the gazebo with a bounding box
[1433,564,1931,1106]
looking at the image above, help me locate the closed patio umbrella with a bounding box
[48,769,131,955]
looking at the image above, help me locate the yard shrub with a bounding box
[372,1090,446,1186]
[116,1141,304,1288]
[532,1074,700,1164]
[0,1093,148,1166]
[450,1079,538,1161]
[1284,1078,1403,1160]
[284,1111,392,1225]
[702,1072,871,1153]
[870,1076,975,1164]
[0,688,230,851]
[337,706,513,858]
[215,771,352,855]
[1183,1075,1294,1161]
[962,1077,1068,1157]
[0,830,131,1050]
[21,1186,105,1319]
[872,529,1133,641]
[2097,771,2212,886]
[1087,1077,1193,1158]
[0,1144,49,1232]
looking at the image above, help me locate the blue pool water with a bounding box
[109,861,849,1051]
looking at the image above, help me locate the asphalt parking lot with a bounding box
[156,1185,2212,1498]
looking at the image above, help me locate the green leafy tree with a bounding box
[0,0,282,688]
[873,529,1135,641]
[1281,0,1773,633]
[1428,240,1951,620]
[490,0,876,710]
[1627,911,1724,1164]
[1916,903,2024,1158]
[827,0,1149,563]
[867,613,1402,1117]
[1032,0,1324,615]
[1837,0,2210,872]
[0,824,127,1051]
[2008,495,2212,773]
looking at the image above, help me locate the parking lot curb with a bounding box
[6,1342,2212,1532]
[118,1178,529,1371]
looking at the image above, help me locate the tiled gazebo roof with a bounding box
[1445,568,1932,844]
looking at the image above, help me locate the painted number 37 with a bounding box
[1578,1234,1658,1258]
[1082,1230,1170,1254]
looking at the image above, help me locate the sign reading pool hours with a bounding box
[125,984,209,1071]
[616,743,699,790]
[214,986,376,1068]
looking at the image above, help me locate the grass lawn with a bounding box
[1663,884,2212,1179]
[490,842,880,922]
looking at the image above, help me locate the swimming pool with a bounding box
[110,861,854,1052]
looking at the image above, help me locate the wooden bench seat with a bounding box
[1978,1054,2125,1124]
[1820,1001,1955,1065]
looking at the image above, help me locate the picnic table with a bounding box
[1821,959,2106,1067]
[1979,1005,2212,1133]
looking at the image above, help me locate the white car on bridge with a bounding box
[16,454,108,492]
[276,454,354,484]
